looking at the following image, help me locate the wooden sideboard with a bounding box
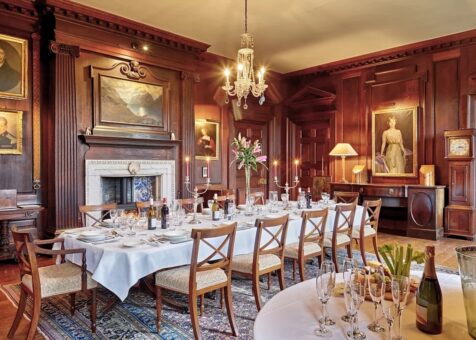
[330,183,445,240]
[0,206,44,261]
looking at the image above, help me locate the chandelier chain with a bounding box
[244,0,248,33]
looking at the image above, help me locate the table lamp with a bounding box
[329,143,358,183]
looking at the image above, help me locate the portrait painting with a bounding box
[0,110,22,154]
[0,34,27,99]
[372,107,417,177]
[195,120,219,160]
[99,75,164,127]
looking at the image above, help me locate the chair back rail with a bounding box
[253,215,289,265]
[334,191,359,204]
[332,202,357,242]
[179,197,204,213]
[136,201,163,214]
[250,191,265,205]
[299,209,328,251]
[79,203,117,228]
[189,223,237,291]
[11,226,34,277]
[360,199,382,236]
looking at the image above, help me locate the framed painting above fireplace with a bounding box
[90,60,170,140]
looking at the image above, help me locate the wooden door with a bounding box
[234,122,268,204]
[296,122,331,190]
[449,162,473,206]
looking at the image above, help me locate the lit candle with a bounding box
[206,157,211,178]
[185,156,190,178]
[273,160,278,178]
[294,159,299,176]
[259,67,265,84]
[224,68,230,84]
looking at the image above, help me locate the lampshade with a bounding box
[329,143,358,157]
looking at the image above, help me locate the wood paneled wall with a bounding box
[286,31,476,187]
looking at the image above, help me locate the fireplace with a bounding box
[85,160,175,213]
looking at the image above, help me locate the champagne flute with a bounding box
[314,261,336,337]
[382,293,397,340]
[345,269,367,339]
[341,257,356,322]
[391,275,411,340]
[367,266,386,333]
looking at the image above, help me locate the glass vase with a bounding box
[456,246,476,339]
[244,166,253,215]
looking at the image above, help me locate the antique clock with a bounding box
[444,129,476,241]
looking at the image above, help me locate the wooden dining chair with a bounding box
[250,191,265,205]
[323,202,357,272]
[284,209,328,281]
[178,197,204,213]
[79,202,117,227]
[352,199,383,266]
[154,223,238,339]
[231,215,289,311]
[8,227,97,340]
[136,200,162,214]
[334,191,359,204]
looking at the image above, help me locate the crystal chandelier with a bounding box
[222,0,268,109]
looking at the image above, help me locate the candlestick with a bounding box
[184,175,211,224]
[274,162,300,210]
[206,156,210,178]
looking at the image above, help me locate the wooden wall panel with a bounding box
[434,58,460,185]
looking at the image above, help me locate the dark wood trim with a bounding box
[80,135,181,149]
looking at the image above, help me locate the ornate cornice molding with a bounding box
[286,30,476,79]
[45,0,209,55]
[49,41,80,57]
[181,71,201,83]
[0,0,37,20]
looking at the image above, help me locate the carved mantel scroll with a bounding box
[49,41,80,58]
[120,60,146,80]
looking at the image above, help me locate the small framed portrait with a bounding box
[0,34,28,99]
[372,107,417,177]
[195,119,219,160]
[0,110,22,154]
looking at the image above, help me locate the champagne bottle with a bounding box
[147,197,157,230]
[416,246,442,334]
[224,194,230,219]
[161,198,169,229]
[212,193,219,221]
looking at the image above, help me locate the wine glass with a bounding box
[109,209,118,227]
[366,266,386,333]
[228,201,236,220]
[269,191,278,212]
[391,275,411,340]
[280,193,289,209]
[345,269,367,340]
[341,257,356,322]
[315,260,336,337]
[321,192,329,206]
[126,215,136,236]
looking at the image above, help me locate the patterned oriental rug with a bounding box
[1,250,458,339]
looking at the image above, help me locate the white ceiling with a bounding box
[73,0,476,73]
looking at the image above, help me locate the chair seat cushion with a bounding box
[22,262,97,298]
[323,233,351,247]
[352,227,376,239]
[284,242,321,259]
[231,253,281,274]
[155,266,227,294]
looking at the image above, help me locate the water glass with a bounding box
[391,275,410,340]
[109,209,118,227]
[207,199,214,209]
[321,192,330,205]
[315,260,336,337]
[280,193,289,209]
[269,191,278,212]
[456,246,476,339]
[366,266,386,333]
[126,216,136,236]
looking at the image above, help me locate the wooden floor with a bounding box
[0,233,473,339]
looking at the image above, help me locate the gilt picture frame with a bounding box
[372,107,417,177]
[0,33,27,99]
[0,110,22,154]
[195,120,219,160]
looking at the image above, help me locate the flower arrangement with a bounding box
[230,133,267,171]
[378,243,425,277]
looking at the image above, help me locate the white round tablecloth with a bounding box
[254,270,471,339]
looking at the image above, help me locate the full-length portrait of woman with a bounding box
[380,116,406,173]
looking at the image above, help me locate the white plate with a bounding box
[164,230,189,240]
[122,240,144,248]
[77,234,109,242]
[79,230,103,237]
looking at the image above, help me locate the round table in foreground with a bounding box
[254,271,470,339]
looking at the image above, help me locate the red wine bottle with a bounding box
[416,246,442,334]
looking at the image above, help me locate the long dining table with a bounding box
[58,202,365,301]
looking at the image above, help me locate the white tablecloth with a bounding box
[60,204,364,301]
[254,270,471,339]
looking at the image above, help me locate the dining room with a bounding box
[0,0,476,339]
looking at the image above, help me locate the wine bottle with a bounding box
[306,187,312,208]
[147,197,157,230]
[212,193,219,221]
[161,198,169,229]
[416,246,442,334]
[224,194,230,219]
